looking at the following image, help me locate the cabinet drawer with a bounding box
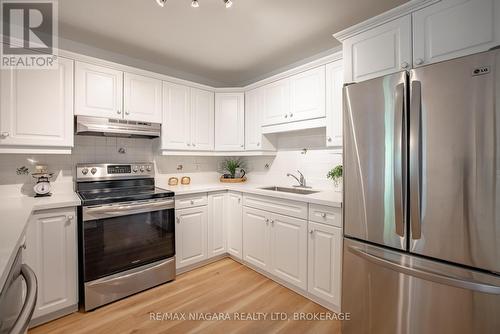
[175,193,208,209]
[243,194,307,220]
[308,204,342,227]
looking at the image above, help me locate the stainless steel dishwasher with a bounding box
[0,245,37,334]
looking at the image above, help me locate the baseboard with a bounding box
[29,304,78,328]
[175,254,229,275]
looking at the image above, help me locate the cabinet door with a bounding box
[245,88,263,150]
[175,206,208,269]
[161,82,191,150]
[214,93,245,151]
[290,66,326,122]
[242,207,270,271]
[24,208,77,320]
[227,192,243,259]
[262,79,290,126]
[326,61,344,147]
[413,0,500,67]
[0,57,74,148]
[123,73,162,123]
[74,62,123,118]
[191,88,214,150]
[269,213,307,290]
[307,222,342,307]
[343,15,412,83]
[208,192,226,258]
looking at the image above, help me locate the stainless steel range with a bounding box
[76,163,175,311]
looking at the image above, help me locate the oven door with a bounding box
[82,198,175,282]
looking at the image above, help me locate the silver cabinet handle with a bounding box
[270,219,274,225]
[309,229,314,234]
[257,142,260,146]
[176,217,180,223]
[348,245,500,294]
[265,218,269,223]
[321,213,327,218]
[1,132,10,138]
[67,215,74,220]
[190,200,194,205]
[117,110,121,115]
[192,143,196,147]
[415,58,424,65]
[11,264,38,334]
[240,144,244,148]
[401,61,409,69]
[327,137,332,142]
[289,113,293,117]
[284,114,288,118]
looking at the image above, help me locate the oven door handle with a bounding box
[11,264,38,334]
[84,199,174,220]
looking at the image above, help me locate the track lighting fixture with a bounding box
[155,0,234,9]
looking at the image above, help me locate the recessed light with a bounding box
[191,0,199,8]
[156,0,166,7]
[224,0,233,8]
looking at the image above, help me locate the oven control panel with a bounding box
[77,163,154,180]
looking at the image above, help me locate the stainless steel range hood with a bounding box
[75,116,161,138]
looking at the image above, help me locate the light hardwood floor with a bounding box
[29,258,341,334]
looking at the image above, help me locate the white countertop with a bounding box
[0,192,81,291]
[156,181,342,208]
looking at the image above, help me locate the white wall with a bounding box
[0,129,342,194]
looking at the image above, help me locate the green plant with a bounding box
[220,158,247,178]
[327,165,343,184]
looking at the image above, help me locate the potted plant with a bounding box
[219,158,247,182]
[327,165,343,187]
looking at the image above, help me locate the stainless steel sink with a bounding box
[259,186,319,195]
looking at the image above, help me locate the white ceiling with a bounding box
[59,0,408,87]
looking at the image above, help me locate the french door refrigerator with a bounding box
[342,47,500,334]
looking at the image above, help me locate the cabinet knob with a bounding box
[327,137,332,142]
[67,215,74,220]
[257,142,260,146]
[190,200,194,205]
[284,114,288,118]
[240,144,244,148]
[176,217,180,223]
[289,113,293,118]
[192,143,196,147]
[117,110,121,115]
[401,62,409,69]
[321,213,327,218]
[309,229,314,234]
[270,219,274,225]
[125,111,130,115]
[1,132,9,138]
[415,58,424,66]
[265,218,269,223]
[187,143,191,147]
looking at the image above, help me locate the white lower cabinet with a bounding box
[242,207,270,271]
[208,192,226,257]
[307,222,342,307]
[175,205,208,269]
[226,192,243,259]
[23,207,78,321]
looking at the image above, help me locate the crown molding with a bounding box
[333,0,440,42]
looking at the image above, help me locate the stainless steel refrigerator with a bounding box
[342,48,500,334]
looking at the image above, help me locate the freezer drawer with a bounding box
[342,238,500,334]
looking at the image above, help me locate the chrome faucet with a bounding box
[287,170,310,188]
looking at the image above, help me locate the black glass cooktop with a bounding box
[77,178,174,206]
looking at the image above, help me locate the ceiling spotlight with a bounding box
[156,0,166,7]
[224,0,233,8]
[191,0,199,8]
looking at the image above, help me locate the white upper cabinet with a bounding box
[262,79,290,126]
[326,61,344,147]
[190,88,215,150]
[215,93,245,151]
[227,192,243,259]
[0,57,74,151]
[123,73,162,123]
[162,82,191,150]
[245,88,264,150]
[24,207,78,320]
[413,0,500,67]
[75,62,123,118]
[342,15,412,83]
[290,66,326,122]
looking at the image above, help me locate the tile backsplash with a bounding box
[0,129,342,191]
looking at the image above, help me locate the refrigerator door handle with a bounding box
[348,245,500,295]
[410,79,422,239]
[393,82,406,237]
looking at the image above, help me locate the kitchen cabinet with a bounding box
[289,66,326,122]
[162,84,215,151]
[208,192,226,258]
[123,73,162,123]
[23,207,78,321]
[412,0,500,67]
[175,206,208,269]
[325,61,344,147]
[190,88,215,150]
[269,212,307,290]
[0,57,74,152]
[162,82,191,150]
[342,15,412,83]
[215,93,245,151]
[245,88,276,151]
[262,79,290,126]
[307,222,342,307]
[242,206,270,271]
[226,192,243,259]
[75,61,123,119]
